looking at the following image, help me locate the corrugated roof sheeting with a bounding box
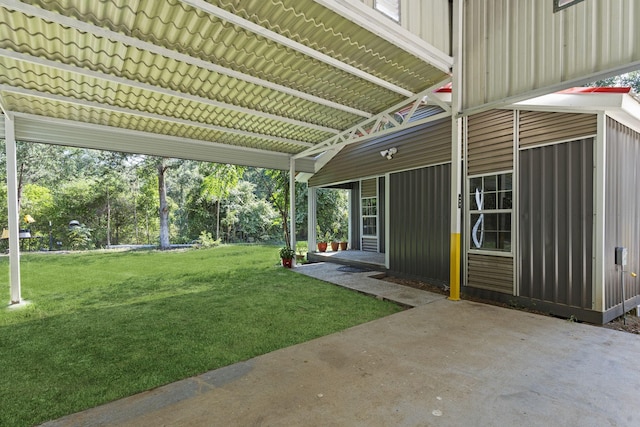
[0,0,450,168]
[463,0,640,113]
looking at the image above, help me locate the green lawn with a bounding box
[0,245,401,427]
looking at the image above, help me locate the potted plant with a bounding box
[295,242,306,262]
[316,228,331,252]
[279,246,296,268]
[338,235,348,251]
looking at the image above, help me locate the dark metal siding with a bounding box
[519,139,593,309]
[389,164,450,284]
[308,118,451,187]
[378,176,385,253]
[350,181,361,250]
[467,110,514,175]
[467,254,513,293]
[519,111,597,148]
[605,118,640,311]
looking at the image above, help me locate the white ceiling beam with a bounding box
[0,49,340,135]
[0,90,12,120]
[6,112,317,172]
[180,0,414,98]
[3,0,372,119]
[314,0,453,73]
[0,85,315,148]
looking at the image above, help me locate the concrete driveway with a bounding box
[43,294,640,426]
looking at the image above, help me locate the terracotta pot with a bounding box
[339,241,347,251]
[281,258,293,268]
[331,241,339,251]
[317,242,328,252]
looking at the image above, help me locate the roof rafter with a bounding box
[180,0,414,98]
[3,0,373,119]
[0,49,339,135]
[0,85,315,148]
[295,78,452,159]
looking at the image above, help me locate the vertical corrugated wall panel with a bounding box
[519,139,593,309]
[389,164,450,284]
[519,112,597,148]
[604,118,640,310]
[378,176,385,253]
[463,0,640,112]
[467,254,513,293]
[467,110,514,175]
[308,118,451,187]
[361,178,377,197]
[350,181,361,250]
[359,0,450,54]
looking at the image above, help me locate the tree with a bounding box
[200,164,244,241]
[589,71,640,93]
[157,159,171,249]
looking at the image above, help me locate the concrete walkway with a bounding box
[42,263,640,426]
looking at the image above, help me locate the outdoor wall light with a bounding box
[380,147,397,160]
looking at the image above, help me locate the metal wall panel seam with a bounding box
[513,109,519,296]
[593,112,606,311]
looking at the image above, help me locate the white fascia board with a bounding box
[512,93,625,112]
[10,113,317,172]
[608,94,640,134]
[314,0,453,73]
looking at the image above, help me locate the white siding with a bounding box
[463,0,640,113]
[360,0,451,54]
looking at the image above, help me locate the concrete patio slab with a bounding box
[42,295,640,426]
[295,261,445,307]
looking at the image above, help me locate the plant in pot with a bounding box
[316,228,330,252]
[279,246,296,268]
[338,234,348,251]
[330,222,341,251]
[295,242,306,263]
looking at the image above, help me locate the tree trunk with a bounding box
[216,200,220,241]
[158,160,170,249]
[106,186,111,248]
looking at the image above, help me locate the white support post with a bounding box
[289,158,296,264]
[449,0,464,301]
[5,115,21,304]
[308,186,317,253]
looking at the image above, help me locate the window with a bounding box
[469,173,512,252]
[553,0,584,12]
[361,197,377,236]
[375,0,399,22]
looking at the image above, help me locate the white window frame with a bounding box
[361,196,378,237]
[374,0,400,22]
[468,171,513,255]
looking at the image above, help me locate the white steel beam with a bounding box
[8,112,318,172]
[294,78,452,158]
[180,0,414,98]
[313,0,453,73]
[5,115,21,304]
[3,0,372,119]
[0,49,341,135]
[289,157,297,264]
[0,85,316,148]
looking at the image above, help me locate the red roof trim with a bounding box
[557,87,632,94]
